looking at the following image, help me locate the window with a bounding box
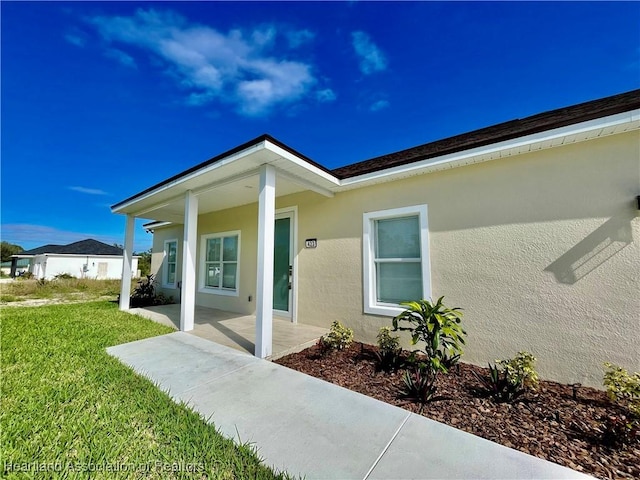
[200,231,240,296]
[163,240,178,288]
[363,205,431,316]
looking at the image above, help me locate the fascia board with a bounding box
[339,110,640,189]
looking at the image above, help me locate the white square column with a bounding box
[255,164,275,358]
[180,190,198,332]
[119,214,135,310]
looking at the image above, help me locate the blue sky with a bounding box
[2,1,638,252]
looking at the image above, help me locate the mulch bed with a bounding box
[275,342,639,480]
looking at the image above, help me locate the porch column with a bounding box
[255,164,276,358]
[9,257,18,278]
[180,190,198,331]
[119,214,135,310]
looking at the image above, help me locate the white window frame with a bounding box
[199,230,241,297]
[363,205,431,316]
[162,239,178,289]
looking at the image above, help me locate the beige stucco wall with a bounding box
[152,130,639,387]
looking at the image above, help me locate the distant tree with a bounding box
[1,241,24,263]
[113,243,124,250]
[135,249,152,276]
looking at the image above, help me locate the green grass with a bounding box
[1,302,289,479]
[0,278,128,303]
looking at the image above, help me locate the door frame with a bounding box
[274,206,298,323]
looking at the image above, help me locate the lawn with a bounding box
[1,301,289,479]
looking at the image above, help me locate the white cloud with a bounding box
[89,9,320,116]
[287,29,315,48]
[370,99,390,112]
[69,186,109,195]
[65,33,86,47]
[316,88,337,102]
[351,31,388,75]
[104,48,137,68]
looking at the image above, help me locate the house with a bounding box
[11,239,140,280]
[111,90,639,388]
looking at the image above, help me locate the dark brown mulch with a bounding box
[275,342,639,480]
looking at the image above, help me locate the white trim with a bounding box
[198,230,241,297]
[113,142,267,213]
[162,239,178,289]
[363,204,431,317]
[274,207,298,322]
[119,215,135,311]
[112,110,639,218]
[180,190,198,332]
[342,110,640,189]
[265,140,341,186]
[255,164,276,358]
[276,169,335,198]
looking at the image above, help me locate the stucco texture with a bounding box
[152,131,639,387]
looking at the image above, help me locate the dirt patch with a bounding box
[0,294,117,308]
[275,342,639,480]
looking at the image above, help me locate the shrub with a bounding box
[374,326,402,371]
[392,297,466,373]
[475,351,539,403]
[129,274,173,308]
[321,321,354,351]
[601,363,640,446]
[603,363,640,417]
[392,297,465,404]
[402,364,437,406]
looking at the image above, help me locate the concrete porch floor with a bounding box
[129,303,327,359]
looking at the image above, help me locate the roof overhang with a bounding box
[112,108,639,224]
[111,136,340,222]
[339,109,640,190]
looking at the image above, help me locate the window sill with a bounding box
[198,287,239,297]
[364,304,405,317]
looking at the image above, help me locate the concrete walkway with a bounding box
[107,332,592,480]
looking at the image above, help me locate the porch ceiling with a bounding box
[112,138,340,223]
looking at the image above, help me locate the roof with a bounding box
[112,134,336,211]
[16,239,124,257]
[112,88,640,216]
[332,89,640,178]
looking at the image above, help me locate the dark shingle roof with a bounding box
[17,239,123,256]
[332,89,640,179]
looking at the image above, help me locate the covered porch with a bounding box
[130,304,327,360]
[111,135,341,359]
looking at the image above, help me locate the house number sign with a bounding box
[305,238,318,249]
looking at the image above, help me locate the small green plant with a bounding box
[603,363,640,417]
[321,321,354,351]
[601,363,640,446]
[402,364,437,406]
[475,351,539,403]
[374,326,402,371]
[392,296,466,373]
[393,297,465,404]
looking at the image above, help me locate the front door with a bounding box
[273,212,294,318]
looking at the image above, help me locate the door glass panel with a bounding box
[273,217,291,312]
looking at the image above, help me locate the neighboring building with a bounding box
[12,239,139,280]
[111,90,640,388]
